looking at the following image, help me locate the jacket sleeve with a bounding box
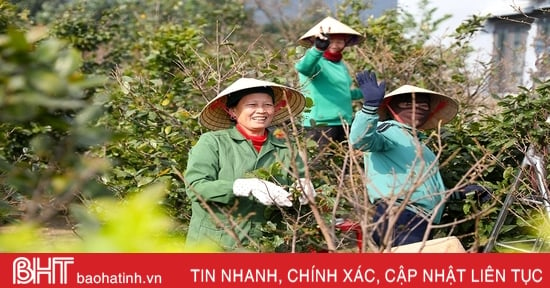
[294,47,323,77]
[349,107,396,152]
[184,133,234,204]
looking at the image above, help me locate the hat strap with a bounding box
[428,100,447,120]
[275,90,288,112]
[387,105,405,124]
[275,100,287,111]
[211,99,232,116]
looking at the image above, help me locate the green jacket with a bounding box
[184,126,304,251]
[349,108,447,223]
[295,48,363,127]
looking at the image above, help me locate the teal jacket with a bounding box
[295,48,363,127]
[184,126,304,250]
[349,108,447,223]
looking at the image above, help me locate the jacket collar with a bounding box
[227,126,288,148]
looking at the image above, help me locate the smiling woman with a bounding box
[183,77,313,252]
[198,78,305,131]
[226,88,276,138]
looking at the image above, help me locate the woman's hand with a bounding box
[356,70,386,108]
[314,31,330,51]
[233,178,293,207]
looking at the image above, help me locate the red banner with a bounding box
[1,253,549,287]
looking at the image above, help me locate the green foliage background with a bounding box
[1,0,549,252]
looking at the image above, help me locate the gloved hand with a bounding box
[356,70,386,108]
[314,33,330,51]
[233,178,293,207]
[291,178,316,205]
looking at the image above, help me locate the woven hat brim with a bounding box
[298,16,364,47]
[199,78,306,131]
[378,85,459,130]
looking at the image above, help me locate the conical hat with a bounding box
[199,78,306,130]
[298,16,364,47]
[379,85,459,130]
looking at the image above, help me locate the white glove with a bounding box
[233,178,293,207]
[292,178,316,205]
[233,178,253,197]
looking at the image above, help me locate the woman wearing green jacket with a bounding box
[295,16,365,154]
[349,71,459,247]
[184,78,312,251]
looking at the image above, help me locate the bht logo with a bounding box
[12,256,74,285]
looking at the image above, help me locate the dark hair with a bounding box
[225,86,275,108]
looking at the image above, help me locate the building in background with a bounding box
[484,0,550,94]
[353,0,550,95]
[394,0,550,95]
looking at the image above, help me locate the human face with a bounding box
[230,93,275,136]
[327,34,347,53]
[388,94,431,128]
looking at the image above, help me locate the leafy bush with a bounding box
[2,0,548,253]
[0,26,108,225]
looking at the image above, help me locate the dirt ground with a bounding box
[41,214,79,239]
[0,214,80,248]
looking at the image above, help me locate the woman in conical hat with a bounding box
[349,70,459,247]
[378,84,459,130]
[184,77,313,251]
[198,77,306,131]
[297,16,365,47]
[295,16,366,160]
